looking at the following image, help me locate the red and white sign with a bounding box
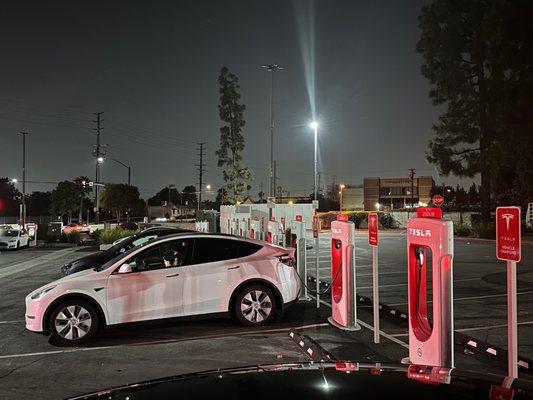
[496,206,521,263]
[368,212,378,246]
[432,195,444,207]
[417,207,442,219]
[312,215,319,238]
[337,214,348,222]
[295,214,303,222]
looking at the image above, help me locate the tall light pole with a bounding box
[309,121,319,308]
[19,132,29,226]
[104,157,131,185]
[261,63,283,218]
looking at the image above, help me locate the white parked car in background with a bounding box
[0,226,30,250]
[25,234,300,345]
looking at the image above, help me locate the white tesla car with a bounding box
[25,234,300,345]
[0,226,30,250]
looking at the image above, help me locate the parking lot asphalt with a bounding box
[305,231,533,369]
[0,233,531,399]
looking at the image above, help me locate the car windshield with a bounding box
[0,229,18,237]
[95,243,143,272]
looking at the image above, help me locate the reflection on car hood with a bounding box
[67,362,533,399]
[68,250,115,267]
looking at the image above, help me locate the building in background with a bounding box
[363,176,434,211]
[147,202,193,221]
[340,185,364,211]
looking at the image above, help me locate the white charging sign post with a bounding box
[406,206,454,368]
[328,214,360,331]
[496,206,522,379]
[368,212,380,343]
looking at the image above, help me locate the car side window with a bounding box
[191,238,238,265]
[132,235,157,247]
[129,246,163,272]
[236,242,262,257]
[160,239,193,268]
[125,239,193,272]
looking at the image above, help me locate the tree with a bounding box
[216,66,254,204]
[417,0,533,220]
[0,178,21,217]
[101,184,142,221]
[50,181,83,223]
[27,191,52,216]
[147,186,180,206]
[73,176,91,222]
[181,185,197,208]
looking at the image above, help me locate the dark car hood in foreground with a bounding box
[67,362,533,399]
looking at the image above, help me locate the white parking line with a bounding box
[0,320,23,324]
[310,295,409,349]
[0,323,329,360]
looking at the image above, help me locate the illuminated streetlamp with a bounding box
[339,184,346,211]
[11,178,18,184]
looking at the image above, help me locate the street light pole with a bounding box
[339,184,345,211]
[106,158,131,185]
[261,63,283,219]
[19,132,29,226]
[310,121,319,308]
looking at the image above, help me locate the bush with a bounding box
[472,221,496,239]
[348,212,367,228]
[378,213,396,229]
[98,228,135,244]
[59,231,82,244]
[470,214,483,225]
[318,212,338,229]
[454,223,472,237]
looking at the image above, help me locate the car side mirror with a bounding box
[119,247,126,253]
[118,263,133,274]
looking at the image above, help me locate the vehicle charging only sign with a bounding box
[368,212,378,246]
[496,206,521,263]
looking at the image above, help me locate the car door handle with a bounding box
[227,266,240,270]
[166,273,180,278]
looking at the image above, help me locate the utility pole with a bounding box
[93,112,104,224]
[273,160,277,202]
[19,132,29,226]
[409,168,416,208]
[196,142,206,211]
[261,63,283,219]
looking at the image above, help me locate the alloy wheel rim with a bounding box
[55,305,92,340]
[241,290,272,323]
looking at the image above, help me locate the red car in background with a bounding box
[62,222,90,234]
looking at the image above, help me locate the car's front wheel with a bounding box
[234,285,276,326]
[49,300,99,345]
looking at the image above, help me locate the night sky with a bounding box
[1,0,462,200]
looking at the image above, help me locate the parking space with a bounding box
[0,244,414,399]
[305,231,533,365]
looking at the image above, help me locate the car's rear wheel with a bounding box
[234,285,276,326]
[49,300,98,345]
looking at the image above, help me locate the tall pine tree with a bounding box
[417,0,533,219]
[216,66,254,204]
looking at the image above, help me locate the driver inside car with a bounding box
[163,243,185,267]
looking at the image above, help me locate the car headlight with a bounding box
[30,286,56,300]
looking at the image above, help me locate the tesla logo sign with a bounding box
[368,212,378,246]
[432,195,444,207]
[496,207,521,262]
[409,228,432,238]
